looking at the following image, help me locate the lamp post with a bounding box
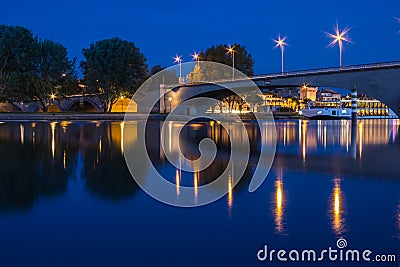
[273,35,288,73]
[192,51,200,81]
[174,55,183,83]
[192,51,200,65]
[324,23,352,68]
[226,46,235,80]
[168,96,172,113]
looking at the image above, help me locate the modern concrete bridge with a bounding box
[168,61,400,116]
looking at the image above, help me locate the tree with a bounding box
[27,39,77,111]
[0,25,36,103]
[149,64,178,85]
[0,25,77,111]
[246,94,264,112]
[81,37,148,112]
[198,43,255,76]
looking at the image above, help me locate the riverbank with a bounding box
[0,112,306,121]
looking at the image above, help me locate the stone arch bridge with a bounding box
[14,95,104,112]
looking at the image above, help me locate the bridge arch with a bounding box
[64,97,103,112]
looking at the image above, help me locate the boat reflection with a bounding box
[330,178,346,236]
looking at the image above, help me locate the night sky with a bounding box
[2,0,400,74]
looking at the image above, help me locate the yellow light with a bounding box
[61,73,67,77]
[228,175,233,205]
[63,150,67,169]
[120,95,124,100]
[332,179,344,234]
[192,51,200,61]
[274,179,284,233]
[50,122,57,159]
[50,93,56,100]
[20,124,24,145]
[168,97,172,102]
[273,35,288,49]
[120,122,124,155]
[276,181,283,209]
[226,45,235,55]
[175,169,180,196]
[194,171,198,203]
[324,23,353,48]
[174,55,182,63]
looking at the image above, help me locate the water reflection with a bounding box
[227,174,233,217]
[50,122,56,158]
[0,119,398,215]
[273,177,285,234]
[330,178,346,236]
[20,124,24,145]
[0,122,139,211]
[176,169,180,196]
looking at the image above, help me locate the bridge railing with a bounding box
[254,61,400,79]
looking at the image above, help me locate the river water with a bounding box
[0,119,399,266]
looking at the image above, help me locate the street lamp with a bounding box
[174,55,183,83]
[120,95,124,112]
[324,23,353,68]
[50,93,56,101]
[273,35,288,73]
[168,96,172,112]
[192,51,201,82]
[226,45,235,80]
[192,51,200,64]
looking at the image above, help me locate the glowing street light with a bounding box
[50,93,56,101]
[226,45,235,80]
[324,23,353,68]
[174,55,183,82]
[168,96,172,112]
[273,35,288,73]
[192,51,200,64]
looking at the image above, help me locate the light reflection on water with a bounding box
[331,178,346,236]
[0,119,399,266]
[273,177,285,234]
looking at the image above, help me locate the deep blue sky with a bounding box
[2,0,400,74]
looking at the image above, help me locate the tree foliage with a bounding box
[81,37,148,112]
[198,43,255,76]
[0,25,77,111]
[246,94,264,112]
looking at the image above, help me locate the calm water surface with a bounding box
[0,119,399,266]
